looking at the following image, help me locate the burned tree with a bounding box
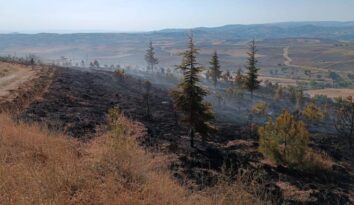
[335,96,354,148]
[274,86,284,101]
[90,59,100,68]
[172,34,215,147]
[209,50,222,87]
[235,68,245,88]
[30,58,35,69]
[143,80,152,120]
[144,41,159,72]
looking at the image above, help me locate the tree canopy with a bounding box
[145,41,159,72]
[172,34,215,147]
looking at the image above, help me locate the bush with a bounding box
[252,101,268,116]
[302,102,326,122]
[258,111,310,167]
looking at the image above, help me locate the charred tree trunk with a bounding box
[189,127,195,148]
[146,95,151,120]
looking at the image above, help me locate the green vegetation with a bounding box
[252,101,268,116]
[288,86,304,111]
[302,102,326,122]
[258,110,334,171]
[172,34,215,147]
[145,41,159,72]
[244,39,260,100]
[258,111,309,167]
[208,50,222,87]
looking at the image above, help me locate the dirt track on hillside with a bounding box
[0,62,37,101]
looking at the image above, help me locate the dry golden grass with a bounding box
[305,88,354,99]
[0,112,269,205]
[0,114,85,205]
[301,149,335,171]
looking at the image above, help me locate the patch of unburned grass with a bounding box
[0,112,270,205]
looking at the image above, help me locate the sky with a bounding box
[1,0,354,33]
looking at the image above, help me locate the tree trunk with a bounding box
[349,106,354,149]
[189,127,195,148]
[284,134,287,161]
[146,96,151,120]
[250,90,254,137]
[174,111,179,126]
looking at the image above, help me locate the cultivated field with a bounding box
[305,88,354,98]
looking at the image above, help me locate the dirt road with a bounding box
[283,46,352,76]
[283,47,293,66]
[0,62,37,101]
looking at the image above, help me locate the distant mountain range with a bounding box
[1,21,354,66]
[156,21,354,41]
[1,21,354,43]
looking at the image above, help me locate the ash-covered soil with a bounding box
[21,67,354,204]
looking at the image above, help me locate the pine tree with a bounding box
[244,39,260,100]
[244,39,260,136]
[222,70,232,82]
[235,68,244,88]
[302,102,325,123]
[258,111,309,166]
[93,59,100,68]
[209,51,222,87]
[144,41,159,72]
[172,34,215,147]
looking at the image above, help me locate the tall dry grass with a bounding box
[0,112,268,205]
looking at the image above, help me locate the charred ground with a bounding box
[13,66,354,204]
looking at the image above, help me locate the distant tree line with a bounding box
[0,54,41,66]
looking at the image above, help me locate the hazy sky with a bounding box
[1,0,354,33]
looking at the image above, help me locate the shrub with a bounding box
[114,68,125,79]
[252,101,268,116]
[302,102,326,122]
[274,86,283,100]
[258,111,310,167]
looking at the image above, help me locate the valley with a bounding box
[0,61,353,204]
[1,21,354,205]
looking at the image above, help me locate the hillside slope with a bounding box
[0,111,265,205]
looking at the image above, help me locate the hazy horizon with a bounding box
[0,20,353,34]
[1,0,354,33]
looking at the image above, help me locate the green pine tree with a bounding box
[244,39,260,136]
[245,39,260,100]
[209,50,222,87]
[144,41,159,72]
[172,34,215,147]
